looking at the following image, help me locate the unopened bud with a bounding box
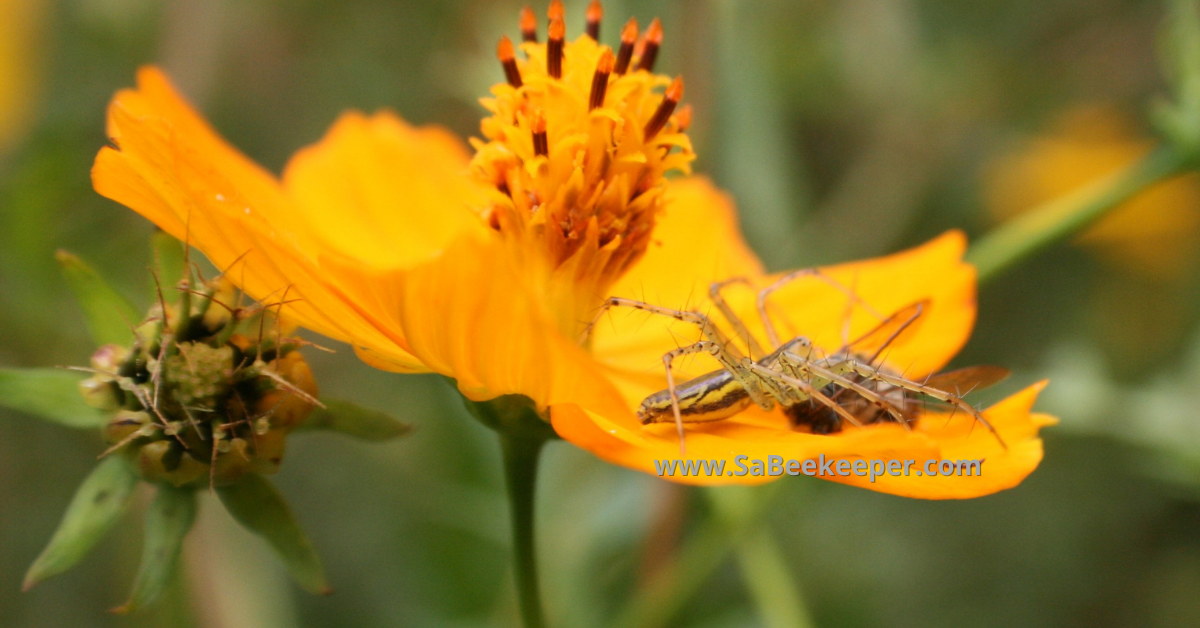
[79,378,121,411]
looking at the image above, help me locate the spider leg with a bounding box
[746,363,865,428]
[585,297,767,394]
[660,341,717,454]
[589,297,792,435]
[755,268,885,349]
[837,358,1007,449]
[780,353,911,428]
[708,277,766,358]
[580,297,741,357]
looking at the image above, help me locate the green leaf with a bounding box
[23,456,139,591]
[217,474,329,594]
[112,486,197,614]
[0,368,106,429]
[56,250,141,346]
[151,231,187,305]
[295,398,413,441]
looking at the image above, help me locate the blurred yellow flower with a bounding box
[92,6,1050,498]
[985,105,1200,278]
[0,0,44,152]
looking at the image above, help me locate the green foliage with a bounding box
[295,398,414,441]
[55,250,140,347]
[1154,0,1200,153]
[113,486,198,614]
[151,231,187,306]
[23,457,139,591]
[217,473,329,595]
[0,368,105,428]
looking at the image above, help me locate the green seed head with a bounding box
[79,276,319,488]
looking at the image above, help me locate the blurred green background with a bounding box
[5,0,1200,626]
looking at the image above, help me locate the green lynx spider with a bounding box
[586,269,1006,453]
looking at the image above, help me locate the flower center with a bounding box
[469,2,694,335]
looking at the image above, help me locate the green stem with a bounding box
[967,145,1190,284]
[612,486,777,628]
[464,393,557,628]
[734,528,815,628]
[501,430,549,628]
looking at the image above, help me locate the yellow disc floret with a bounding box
[470,8,694,335]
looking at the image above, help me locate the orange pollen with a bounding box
[547,18,565,78]
[636,18,664,73]
[615,18,638,74]
[548,0,564,22]
[520,6,538,42]
[586,0,603,39]
[497,36,522,87]
[590,48,614,110]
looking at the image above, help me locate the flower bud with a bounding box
[79,378,121,411]
[255,352,319,430]
[81,275,322,489]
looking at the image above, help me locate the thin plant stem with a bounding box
[967,145,1190,284]
[734,527,815,628]
[611,510,744,628]
[612,486,775,628]
[710,485,814,628]
[501,430,549,628]
[463,393,556,628]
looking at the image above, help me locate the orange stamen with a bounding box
[590,48,614,110]
[548,0,564,22]
[586,0,603,40]
[548,17,565,78]
[636,18,663,73]
[532,110,549,156]
[497,36,522,88]
[644,76,683,139]
[520,6,538,42]
[665,74,683,101]
[615,18,638,74]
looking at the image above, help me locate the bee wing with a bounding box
[923,365,1011,394]
[844,300,929,363]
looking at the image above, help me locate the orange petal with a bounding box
[752,230,976,379]
[819,381,1056,498]
[92,66,424,370]
[368,231,632,418]
[609,176,765,306]
[282,110,492,269]
[552,383,1053,498]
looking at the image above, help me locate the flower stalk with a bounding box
[466,394,558,628]
[502,430,550,628]
[967,145,1190,284]
[970,0,1200,283]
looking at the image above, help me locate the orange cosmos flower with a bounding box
[92,6,1052,499]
